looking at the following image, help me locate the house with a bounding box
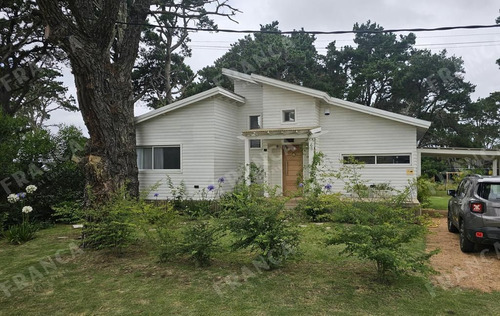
[135,68,432,200]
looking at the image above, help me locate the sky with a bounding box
[47,0,500,136]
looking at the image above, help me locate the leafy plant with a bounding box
[3,221,39,244]
[52,200,84,224]
[135,201,181,262]
[221,183,299,268]
[179,221,221,267]
[327,191,438,281]
[81,189,136,252]
[3,184,39,244]
[416,177,435,208]
[328,212,437,281]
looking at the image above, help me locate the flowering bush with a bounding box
[3,184,39,244]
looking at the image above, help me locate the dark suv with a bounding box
[447,175,500,252]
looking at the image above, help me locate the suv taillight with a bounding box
[469,201,485,214]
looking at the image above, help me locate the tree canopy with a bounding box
[191,21,498,149]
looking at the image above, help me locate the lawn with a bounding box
[428,196,450,211]
[1,224,499,315]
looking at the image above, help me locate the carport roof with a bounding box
[418,147,500,160]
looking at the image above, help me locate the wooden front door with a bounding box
[282,145,303,196]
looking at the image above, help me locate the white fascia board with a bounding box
[134,87,245,124]
[222,68,257,84]
[250,73,432,130]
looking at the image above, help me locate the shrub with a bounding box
[179,221,221,267]
[52,201,84,224]
[297,193,347,222]
[221,184,299,268]
[416,177,435,208]
[81,191,136,252]
[135,201,180,262]
[327,202,437,281]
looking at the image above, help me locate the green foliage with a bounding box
[326,192,438,281]
[296,193,346,222]
[328,213,437,281]
[51,201,84,224]
[179,221,221,267]
[301,151,324,196]
[416,177,435,207]
[221,184,299,268]
[135,201,181,262]
[3,221,38,244]
[81,190,137,252]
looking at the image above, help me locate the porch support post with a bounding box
[308,138,314,178]
[244,137,250,185]
[493,159,499,176]
[262,142,269,197]
[417,149,422,177]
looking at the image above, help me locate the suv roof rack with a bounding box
[465,174,483,178]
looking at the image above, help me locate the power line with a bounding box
[120,20,500,35]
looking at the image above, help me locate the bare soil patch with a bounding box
[426,217,500,292]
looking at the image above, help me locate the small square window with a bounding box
[250,139,261,148]
[250,115,261,129]
[283,110,295,122]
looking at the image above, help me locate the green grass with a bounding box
[1,224,499,315]
[428,196,450,211]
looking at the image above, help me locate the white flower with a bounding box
[7,194,19,203]
[22,206,33,214]
[26,185,37,194]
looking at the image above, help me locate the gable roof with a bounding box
[222,68,432,131]
[135,87,245,124]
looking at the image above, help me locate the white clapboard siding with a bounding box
[136,99,218,199]
[214,98,245,192]
[318,104,418,194]
[262,85,319,128]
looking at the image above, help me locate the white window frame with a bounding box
[137,145,182,171]
[282,109,296,123]
[342,154,412,166]
[249,114,262,130]
[250,139,262,149]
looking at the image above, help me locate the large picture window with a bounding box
[137,146,181,170]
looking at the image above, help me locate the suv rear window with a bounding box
[477,183,500,201]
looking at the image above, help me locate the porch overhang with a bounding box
[242,126,321,140]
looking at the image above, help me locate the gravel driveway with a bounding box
[426,217,500,292]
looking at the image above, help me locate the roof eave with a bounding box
[134,87,245,124]
[248,73,432,130]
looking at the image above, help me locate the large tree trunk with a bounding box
[71,55,139,201]
[37,0,151,203]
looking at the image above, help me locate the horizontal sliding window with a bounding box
[343,154,410,165]
[343,155,375,164]
[376,155,410,164]
[137,146,181,170]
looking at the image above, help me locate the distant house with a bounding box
[135,68,431,200]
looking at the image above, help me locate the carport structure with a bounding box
[417,147,500,176]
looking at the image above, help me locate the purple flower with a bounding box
[207,185,215,191]
[17,192,27,199]
[298,183,304,188]
[324,183,332,190]
[218,177,225,183]
[154,193,159,198]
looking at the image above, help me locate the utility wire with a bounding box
[118,20,500,35]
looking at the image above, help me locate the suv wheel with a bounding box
[459,220,475,253]
[447,211,458,233]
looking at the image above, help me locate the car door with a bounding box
[451,180,468,223]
